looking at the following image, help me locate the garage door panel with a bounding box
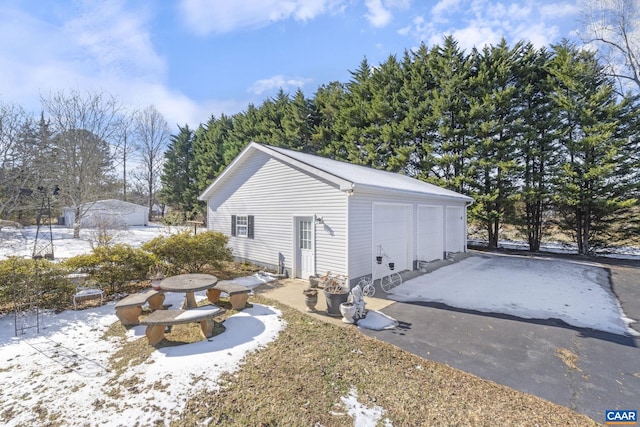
[373,204,410,278]
[418,205,444,262]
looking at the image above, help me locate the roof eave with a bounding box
[351,183,474,203]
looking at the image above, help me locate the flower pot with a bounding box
[388,262,395,270]
[308,276,320,288]
[304,294,318,312]
[339,302,357,323]
[324,290,349,317]
[376,256,383,264]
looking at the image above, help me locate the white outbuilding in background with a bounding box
[63,199,149,228]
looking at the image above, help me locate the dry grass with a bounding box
[172,295,597,427]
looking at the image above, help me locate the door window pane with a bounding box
[299,220,311,249]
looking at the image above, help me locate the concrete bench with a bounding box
[139,305,225,345]
[73,287,105,310]
[114,290,166,326]
[206,281,251,310]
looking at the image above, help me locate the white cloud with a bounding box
[63,0,165,79]
[431,0,462,20]
[450,24,502,50]
[400,0,580,50]
[540,2,580,19]
[248,75,313,95]
[364,0,393,27]
[179,0,345,35]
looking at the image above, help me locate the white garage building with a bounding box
[199,142,473,285]
[63,199,149,228]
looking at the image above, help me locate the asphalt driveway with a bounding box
[360,251,640,423]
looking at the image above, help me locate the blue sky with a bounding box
[0,0,582,131]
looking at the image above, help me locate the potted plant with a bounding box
[308,275,321,288]
[320,272,349,317]
[303,287,318,312]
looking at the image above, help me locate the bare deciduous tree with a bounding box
[112,111,137,202]
[580,0,640,94]
[132,105,170,221]
[41,89,127,237]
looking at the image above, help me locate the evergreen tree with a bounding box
[282,89,315,151]
[159,125,198,219]
[330,57,374,164]
[516,44,560,251]
[426,36,475,193]
[467,39,523,248]
[549,41,639,254]
[400,43,437,178]
[193,114,233,193]
[367,55,409,172]
[313,81,346,157]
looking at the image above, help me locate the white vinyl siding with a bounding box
[207,150,348,276]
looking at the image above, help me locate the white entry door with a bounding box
[296,217,314,279]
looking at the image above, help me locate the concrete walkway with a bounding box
[255,277,394,327]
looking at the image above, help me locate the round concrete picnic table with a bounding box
[159,273,218,309]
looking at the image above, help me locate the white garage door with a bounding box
[372,204,411,279]
[417,205,444,262]
[446,206,465,253]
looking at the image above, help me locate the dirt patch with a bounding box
[555,348,580,371]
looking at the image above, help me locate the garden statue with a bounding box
[349,283,367,320]
[339,283,367,323]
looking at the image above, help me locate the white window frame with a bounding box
[236,215,248,237]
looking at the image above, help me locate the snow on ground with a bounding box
[0,225,378,426]
[0,289,285,426]
[0,223,179,260]
[389,253,638,336]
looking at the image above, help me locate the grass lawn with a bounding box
[152,295,597,426]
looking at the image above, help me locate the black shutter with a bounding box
[231,215,236,236]
[248,215,254,239]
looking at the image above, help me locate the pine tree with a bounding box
[400,43,437,178]
[282,89,315,151]
[549,40,639,254]
[330,57,374,164]
[313,81,346,157]
[467,39,523,248]
[159,125,197,219]
[192,114,233,194]
[366,55,408,172]
[426,36,475,193]
[516,44,560,251]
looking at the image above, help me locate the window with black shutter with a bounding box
[247,215,254,239]
[231,215,253,238]
[231,215,236,236]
